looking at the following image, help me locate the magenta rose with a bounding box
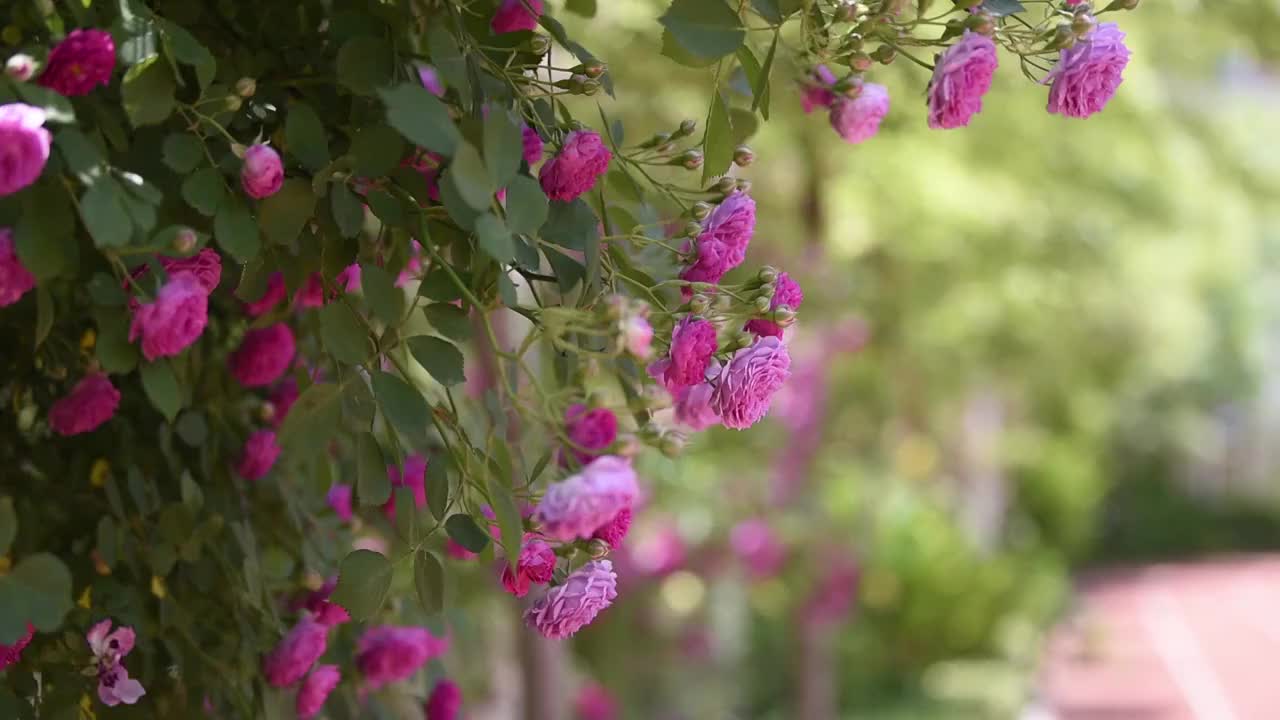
[1046,23,1131,119]
[712,336,791,430]
[38,29,115,96]
[535,455,638,542]
[426,679,462,720]
[745,271,803,338]
[501,535,557,598]
[241,144,284,199]
[296,665,340,720]
[665,317,718,388]
[539,129,611,201]
[355,626,450,691]
[491,0,545,34]
[830,82,890,144]
[229,323,296,387]
[0,103,52,197]
[0,623,34,672]
[591,505,633,550]
[801,65,839,114]
[522,124,544,166]
[0,227,36,306]
[563,404,617,466]
[263,616,329,688]
[48,373,120,436]
[679,191,756,290]
[523,560,618,639]
[128,273,209,361]
[927,31,998,130]
[236,429,281,481]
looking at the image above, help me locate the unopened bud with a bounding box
[965,12,996,35]
[848,52,874,72]
[682,221,703,238]
[674,149,704,170]
[715,177,738,195]
[659,432,686,458]
[758,266,779,284]
[735,178,752,193]
[759,282,777,298]
[230,143,248,159]
[260,402,277,423]
[674,119,698,138]
[754,295,773,314]
[641,131,672,150]
[714,294,733,312]
[690,201,713,221]
[234,77,257,98]
[774,306,797,327]
[587,538,611,559]
[733,330,754,348]
[733,145,755,167]
[582,60,607,79]
[689,294,711,315]
[173,227,198,254]
[580,77,602,96]
[870,45,897,64]
[528,34,552,56]
[1047,23,1077,50]
[1071,13,1095,37]
[834,1,858,22]
[4,54,36,82]
[224,94,243,112]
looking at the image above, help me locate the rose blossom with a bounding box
[0,103,52,196]
[355,626,450,691]
[49,372,120,436]
[623,314,653,359]
[236,429,281,481]
[241,144,284,199]
[1046,23,1131,119]
[268,378,300,427]
[712,336,791,430]
[679,191,756,290]
[418,65,445,96]
[229,323,297,387]
[575,683,618,720]
[801,65,838,114]
[665,317,718,388]
[830,82,890,144]
[524,560,618,639]
[501,535,556,598]
[129,273,209,360]
[0,623,34,671]
[591,506,632,550]
[491,0,544,34]
[327,484,354,522]
[263,616,330,687]
[294,273,326,309]
[927,31,999,130]
[5,54,36,83]
[243,273,286,317]
[426,679,463,720]
[745,271,803,338]
[539,130,611,201]
[673,380,720,431]
[730,518,786,580]
[563,404,617,465]
[87,619,145,707]
[296,665,340,719]
[38,29,115,96]
[522,124,544,166]
[0,227,36,306]
[382,453,428,519]
[536,456,638,542]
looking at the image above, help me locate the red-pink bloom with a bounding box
[296,665,340,719]
[830,82,890,144]
[418,65,445,97]
[355,626,449,691]
[163,248,222,294]
[536,456,637,542]
[1046,23,1130,119]
[49,372,120,437]
[229,323,297,387]
[522,125,543,167]
[927,32,998,129]
[129,273,209,360]
[665,317,718,388]
[575,683,617,720]
[730,518,785,580]
[628,522,685,577]
[327,484,354,522]
[382,453,428,519]
[263,616,329,687]
[396,240,424,288]
[800,65,838,114]
[268,378,299,428]
[426,678,462,720]
[679,192,756,290]
[673,381,720,431]
[564,404,617,465]
[491,0,544,34]
[501,535,556,598]
[38,29,115,96]
[712,336,791,430]
[591,506,632,550]
[745,271,803,338]
[242,144,284,199]
[236,429,281,481]
[336,264,362,293]
[87,619,145,706]
[0,103,51,197]
[524,560,617,639]
[294,273,326,309]
[0,227,36,306]
[402,150,445,203]
[539,130,611,201]
[244,272,286,316]
[0,623,34,672]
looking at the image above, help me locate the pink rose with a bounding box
[49,373,120,436]
[241,144,284,199]
[712,336,791,430]
[927,32,999,130]
[539,130,611,202]
[0,623,35,672]
[591,506,632,550]
[800,65,838,114]
[522,124,543,166]
[355,626,449,691]
[679,191,756,291]
[563,404,617,466]
[296,665,340,719]
[744,271,803,338]
[665,317,718,388]
[229,323,296,387]
[0,227,36,305]
[236,429,281,481]
[0,103,52,196]
[829,82,890,144]
[129,273,209,360]
[327,484,354,522]
[418,65,445,97]
[38,29,115,96]
[523,560,617,639]
[1046,23,1131,119]
[491,0,545,34]
[263,616,329,688]
[501,536,556,598]
[535,456,638,542]
[426,679,462,720]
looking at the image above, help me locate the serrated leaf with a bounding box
[258,179,315,245]
[0,553,73,643]
[214,196,261,262]
[445,514,489,553]
[356,432,391,506]
[360,264,403,326]
[370,371,429,439]
[659,0,746,62]
[319,301,371,364]
[181,167,224,217]
[702,91,734,184]
[422,303,472,342]
[15,182,77,281]
[407,335,466,386]
[96,313,138,373]
[330,183,365,239]
[330,549,392,620]
[449,143,493,210]
[504,175,549,236]
[121,54,176,126]
[426,25,469,102]
[475,212,514,264]
[140,360,182,421]
[162,133,204,173]
[380,84,461,157]
[425,456,450,522]
[483,106,523,189]
[278,383,342,456]
[413,549,445,615]
[81,180,134,247]
[337,35,394,95]
[285,102,329,172]
[350,124,405,178]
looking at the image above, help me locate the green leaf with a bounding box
[330,183,365,239]
[659,0,746,63]
[504,175,549,236]
[258,179,316,245]
[121,55,176,126]
[0,553,73,643]
[162,133,204,173]
[445,514,489,553]
[278,383,343,456]
[426,25,469,101]
[330,549,392,620]
[79,180,134,247]
[738,40,776,119]
[95,313,138,373]
[413,549,445,615]
[360,264,403,326]
[15,182,77,281]
[356,432,391,506]
[55,128,105,183]
[423,303,472,343]
[13,82,75,124]
[349,124,405,178]
[475,212,514,264]
[214,196,261,262]
[545,245,586,295]
[703,91,735,184]
[140,360,182,421]
[181,167,225,217]
[370,371,430,438]
[337,35,394,95]
[487,470,523,569]
[483,106,524,189]
[439,172,481,230]
[407,335,466,386]
[159,20,217,89]
[425,456,450,522]
[983,0,1026,15]
[34,287,53,350]
[319,301,371,364]
[750,0,784,23]
[730,107,759,145]
[0,498,15,557]
[449,143,494,210]
[566,0,598,16]
[365,189,405,228]
[88,273,126,307]
[285,102,329,172]
[380,84,461,157]
[180,471,204,511]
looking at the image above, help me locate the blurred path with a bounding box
[1037,556,1280,720]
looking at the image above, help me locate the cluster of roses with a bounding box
[801,1,1134,144]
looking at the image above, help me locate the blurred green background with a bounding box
[461,2,1280,717]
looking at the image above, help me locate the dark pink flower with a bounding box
[128,273,209,360]
[524,560,617,639]
[0,623,34,671]
[522,124,543,166]
[575,683,617,720]
[535,456,637,542]
[402,150,445,203]
[745,271,803,338]
[591,506,632,550]
[38,29,115,96]
[49,372,120,436]
[673,381,720,431]
[927,31,998,129]
[294,273,325,309]
[800,65,838,114]
[242,144,284,199]
[236,429,281,481]
[804,555,861,625]
[830,82,890,144]
[679,192,756,290]
[730,518,785,580]
[87,619,144,706]
[355,626,449,691]
[564,404,617,465]
[0,227,36,306]
[0,103,51,197]
[268,378,299,428]
[296,665,340,719]
[396,240,424,288]
[712,336,791,430]
[539,130,611,201]
[327,484,353,522]
[491,0,544,34]
[244,272,286,316]
[263,616,329,687]
[501,535,556,598]
[163,248,222,294]
[426,678,462,720]
[336,264,362,293]
[665,317,718,388]
[418,65,445,96]
[1046,23,1130,119]
[382,453,428,519]
[229,323,297,387]
[628,522,685,577]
